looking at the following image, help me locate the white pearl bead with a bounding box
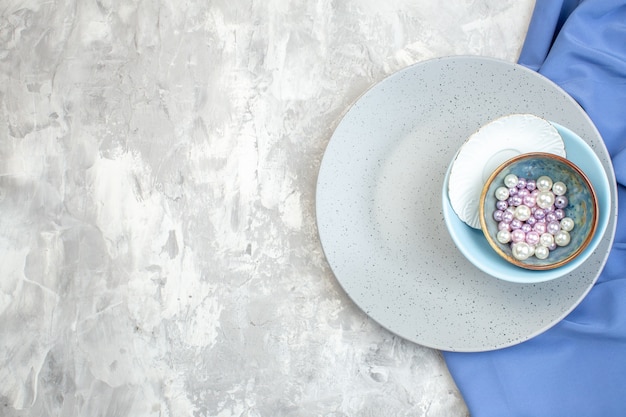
[552,181,567,196]
[495,186,510,201]
[497,230,512,244]
[514,205,531,221]
[536,191,555,209]
[540,233,554,247]
[554,230,571,246]
[512,242,532,261]
[535,245,550,260]
[504,174,519,188]
[536,176,553,192]
[560,217,575,232]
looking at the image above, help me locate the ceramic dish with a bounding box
[449,113,566,229]
[480,151,599,272]
[316,56,617,352]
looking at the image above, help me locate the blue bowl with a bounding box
[442,122,610,283]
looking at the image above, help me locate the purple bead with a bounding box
[555,195,568,209]
[526,231,540,245]
[548,242,557,251]
[498,221,511,231]
[523,194,536,208]
[534,208,546,220]
[531,189,540,197]
[521,223,532,233]
[502,210,514,223]
[545,212,558,223]
[511,229,526,243]
[545,204,555,212]
[496,200,508,211]
[526,180,536,191]
[508,187,518,197]
[547,220,561,235]
[534,222,547,234]
[517,178,527,189]
[555,209,565,220]
[511,196,523,206]
[526,216,537,226]
[493,210,504,222]
[517,188,530,198]
[510,219,523,230]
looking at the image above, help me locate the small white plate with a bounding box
[448,113,566,229]
[316,56,617,352]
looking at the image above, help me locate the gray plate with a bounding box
[316,56,618,352]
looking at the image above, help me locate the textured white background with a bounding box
[0,1,533,416]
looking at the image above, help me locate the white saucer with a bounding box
[448,113,566,229]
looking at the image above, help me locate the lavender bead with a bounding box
[493,210,504,222]
[526,180,536,191]
[548,242,558,251]
[526,231,540,246]
[511,229,526,243]
[555,195,569,209]
[509,195,523,206]
[545,212,558,223]
[498,221,511,231]
[555,209,565,220]
[534,222,547,234]
[510,219,523,230]
[502,210,514,223]
[523,194,536,207]
[517,177,527,189]
[517,188,530,198]
[508,187,518,197]
[526,216,537,226]
[547,220,561,235]
[521,223,532,233]
[496,200,508,211]
[534,208,546,220]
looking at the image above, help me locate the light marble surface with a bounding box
[0,1,534,415]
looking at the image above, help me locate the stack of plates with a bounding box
[315,56,617,352]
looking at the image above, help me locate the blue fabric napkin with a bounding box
[443,1,626,416]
